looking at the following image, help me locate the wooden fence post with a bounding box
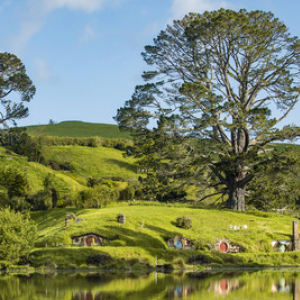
[293,221,300,251]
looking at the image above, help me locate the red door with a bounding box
[219,242,228,253]
[86,236,94,246]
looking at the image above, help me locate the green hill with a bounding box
[0,144,138,198]
[29,204,300,270]
[25,121,131,139]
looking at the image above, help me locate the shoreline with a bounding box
[3,264,300,275]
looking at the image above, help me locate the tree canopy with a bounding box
[0,208,36,269]
[115,9,300,210]
[0,53,35,127]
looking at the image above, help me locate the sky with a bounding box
[0,0,300,128]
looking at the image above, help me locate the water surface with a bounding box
[1,269,299,299]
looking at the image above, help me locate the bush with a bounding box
[0,208,37,269]
[86,254,113,266]
[28,189,53,210]
[176,216,192,229]
[119,185,136,200]
[64,192,81,207]
[80,186,120,208]
[56,199,66,208]
[189,254,211,264]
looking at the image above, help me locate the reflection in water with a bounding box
[271,278,291,293]
[2,270,300,299]
[166,285,193,298]
[209,278,241,296]
[72,291,115,300]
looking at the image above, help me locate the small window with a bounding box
[75,238,79,242]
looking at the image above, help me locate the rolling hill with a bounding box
[25,120,132,139]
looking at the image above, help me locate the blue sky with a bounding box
[0,0,300,127]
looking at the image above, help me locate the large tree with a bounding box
[0,52,35,127]
[115,9,300,210]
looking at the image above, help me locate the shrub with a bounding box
[28,189,53,210]
[176,216,192,229]
[0,208,37,269]
[189,254,211,264]
[119,185,136,200]
[56,199,66,208]
[86,254,113,266]
[64,192,81,207]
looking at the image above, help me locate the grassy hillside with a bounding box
[25,121,131,139]
[41,145,138,181]
[0,144,138,196]
[0,147,85,194]
[29,203,300,270]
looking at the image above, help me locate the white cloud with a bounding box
[41,0,107,13]
[6,19,43,57]
[170,0,233,20]
[34,58,54,82]
[7,0,126,55]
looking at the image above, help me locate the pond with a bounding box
[0,269,300,299]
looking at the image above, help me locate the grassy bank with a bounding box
[29,202,300,270]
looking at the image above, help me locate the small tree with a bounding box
[0,127,43,162]
[0,208,37,269]
[0,53,35,127]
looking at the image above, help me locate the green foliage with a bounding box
[115,9,300,211]
[176,216,192,229]
[86,254,113,266]
[27,189,53,211]
[247,146,300,210]
[79,185,120,208]
[0,208,37,269]
[0,52,36,127]
[0,127,43,162]
[0,166,29,210]
[119,184,136,200]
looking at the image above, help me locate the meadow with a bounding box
[28,202,300,271]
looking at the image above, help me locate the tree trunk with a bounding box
[227,173,246,211]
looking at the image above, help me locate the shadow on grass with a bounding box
[106,158,136,172]
[31,208,86,230]
[273,232,293,239]
[105,226,166,254]
[146,224,184,241]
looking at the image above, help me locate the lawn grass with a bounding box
[30,203,300,269]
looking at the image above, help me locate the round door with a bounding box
[278,244,286,252]
[175,240,183,249]
[86,236,94,246]
[219,242,228,253]
[220,279,228,291]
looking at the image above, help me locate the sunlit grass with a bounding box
[41,145,138,179]
[25,121,131,139]
[30,203,300,268]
